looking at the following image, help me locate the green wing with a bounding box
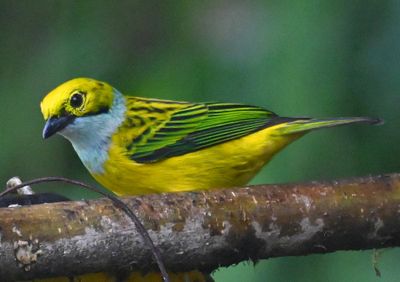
[129,103,278,163]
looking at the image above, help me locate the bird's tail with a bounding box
[275,117,383,135]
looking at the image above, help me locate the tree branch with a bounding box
[1,173,399,280]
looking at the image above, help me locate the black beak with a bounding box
[42,115,75,139]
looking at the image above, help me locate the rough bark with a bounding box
[0,174,399,281]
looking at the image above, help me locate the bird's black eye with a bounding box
[70,93,84,108]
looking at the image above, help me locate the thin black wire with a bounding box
[1,176,169,282]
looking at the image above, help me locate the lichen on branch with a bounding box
[0,174,399,281]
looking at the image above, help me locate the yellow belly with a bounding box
[93,124,302,196]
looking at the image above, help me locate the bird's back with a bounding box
[93,97,302,195]
[93,96,380,195]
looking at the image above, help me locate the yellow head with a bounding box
[40,78,115,138]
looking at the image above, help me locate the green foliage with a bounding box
[1,0,398,281]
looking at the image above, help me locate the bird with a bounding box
[40,77,381,282]
[41,78,381,196]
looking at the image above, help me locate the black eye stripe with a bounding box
[70,93,84,108]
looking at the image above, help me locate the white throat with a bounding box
[59,90,126,173]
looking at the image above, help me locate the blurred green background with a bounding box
[1,1,399,281]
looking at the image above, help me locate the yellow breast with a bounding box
[92,123,302,196]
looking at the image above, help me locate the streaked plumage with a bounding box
[40,77,381,282]
[41,78,381,195]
